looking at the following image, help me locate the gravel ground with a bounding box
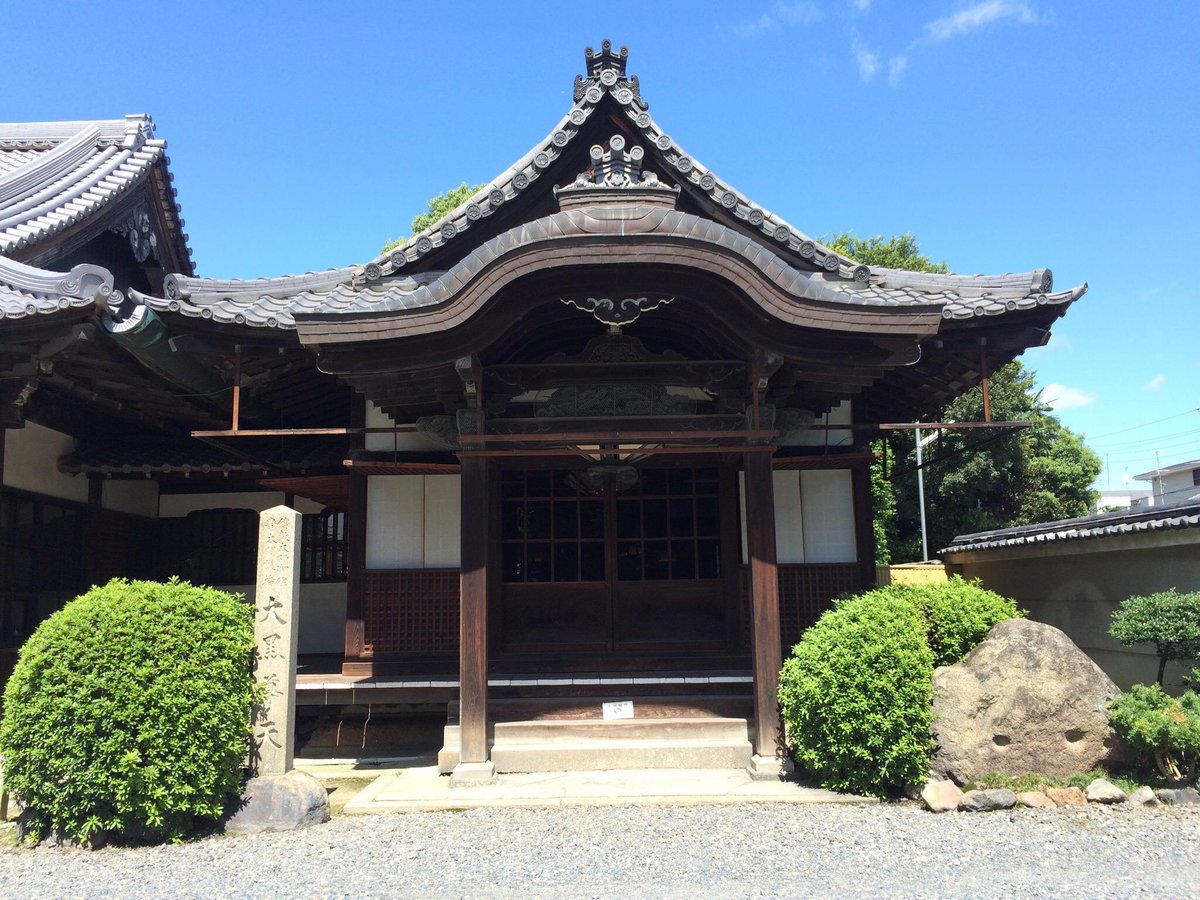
[1,802,1198,899]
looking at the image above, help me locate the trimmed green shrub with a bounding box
[1109,589,1200,686]
[778,592,934,796]
[1108,684,1200,782]
[0,578,255,843]
[868,576,1022,667]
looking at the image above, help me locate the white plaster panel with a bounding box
[364,401,445,452]
[2,421,87,502]
[424,474,462,567]
[366,475,425,568]
[800,469,857,563]
[773,470,805,564]
[101,479,159,517]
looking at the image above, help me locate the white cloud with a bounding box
[853,40,879,82]
[775,1,823,25]
[1041,383,1098,411]
[732,2,822,37]
[924,1,1037,44]
[1144,374,1167,392]
[851,0,872,10]
[887,55,908,86]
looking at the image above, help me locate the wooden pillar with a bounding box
[341,471,367,672]
[743,450,783,772]
[851,460,877,590]
[453,455,495,784]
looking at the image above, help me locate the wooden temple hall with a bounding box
[0,43,1084,779]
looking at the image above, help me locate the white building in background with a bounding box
[1135,459,1200,508]
[1094,488,1152,513]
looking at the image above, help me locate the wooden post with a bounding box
[852,460,877,590]
[743,450,784,777]
[341,471,367,671]
[452,455,495,785]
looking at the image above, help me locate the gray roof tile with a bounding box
[0,115,183,257]
[0,253,115,320]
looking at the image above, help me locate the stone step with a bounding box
[447,694,753,723]
[438,716,754,773]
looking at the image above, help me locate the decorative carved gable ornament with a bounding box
[560,294,673,327]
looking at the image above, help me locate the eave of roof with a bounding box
[1133,459,1200,481]
[941,501,1200,555]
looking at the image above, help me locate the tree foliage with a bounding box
[1108,684,1200,781]
[829,231,1101,560]
[382,182,485,252]
[1109,589,1200,687]
[0,579,256,844]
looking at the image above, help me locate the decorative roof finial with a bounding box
[584,40,628,77]
[574,42,647,109]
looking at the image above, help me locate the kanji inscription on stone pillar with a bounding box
[251,505,301,776]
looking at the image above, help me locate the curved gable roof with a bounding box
[0,115,191,272]
[135,42,1085,340]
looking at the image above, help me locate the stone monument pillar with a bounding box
[251,505,301,775]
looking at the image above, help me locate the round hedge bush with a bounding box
[0,578,255,843]
[857,576,1022,667]
[778,591,934,796]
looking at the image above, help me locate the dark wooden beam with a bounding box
[458,456,490,767]
[342,471,368,669]
[743,450,782,761]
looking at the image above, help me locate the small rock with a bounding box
[1085,778,1126,804]
[224,771,331,835]
[921,779,965,813]
[959,788,1017,812]
[1154,787,1200,806]
[1043,786,1088,807]
[1127,786,1159,806]
[1016,790,1056,809]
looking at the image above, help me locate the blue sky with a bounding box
[4,1,1198,488]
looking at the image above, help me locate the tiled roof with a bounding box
[135,208,1083,331]
[941,502,1200,554]
[0,115,188,261]
[132,43,1085,334]
[0,252,115,320]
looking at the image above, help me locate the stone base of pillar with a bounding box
[747,753,794,782]
[449,760,497,788]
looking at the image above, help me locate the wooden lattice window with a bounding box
[501,470,606,583]
[300,510,347,582]
[615,467,721,581]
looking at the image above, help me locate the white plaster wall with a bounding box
[424,474,462,567]
[366,474,462,568]
[1153,469,1200,505]
[800,469,857,563]
[101,479,159,517]
[158,491,324,518]
[211,582,346,655]
[364,401,446,452]
[367,475,425,567]
[2,421,87,502]
[773,470,805,564]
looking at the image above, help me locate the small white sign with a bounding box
[602,700,635,720]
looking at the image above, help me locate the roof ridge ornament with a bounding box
[574,41,647,109]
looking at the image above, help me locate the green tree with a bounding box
[828,232,1101,560]
[1109,589,1200,687]
[383,182,485,252]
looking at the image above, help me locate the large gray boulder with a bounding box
[932,618,1124,784]
[224,772,330,835]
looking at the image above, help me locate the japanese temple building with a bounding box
[0,43,1085,780]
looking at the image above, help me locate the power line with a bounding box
[1086,407,1200,440]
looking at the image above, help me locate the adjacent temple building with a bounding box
[0,43,1084,779]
